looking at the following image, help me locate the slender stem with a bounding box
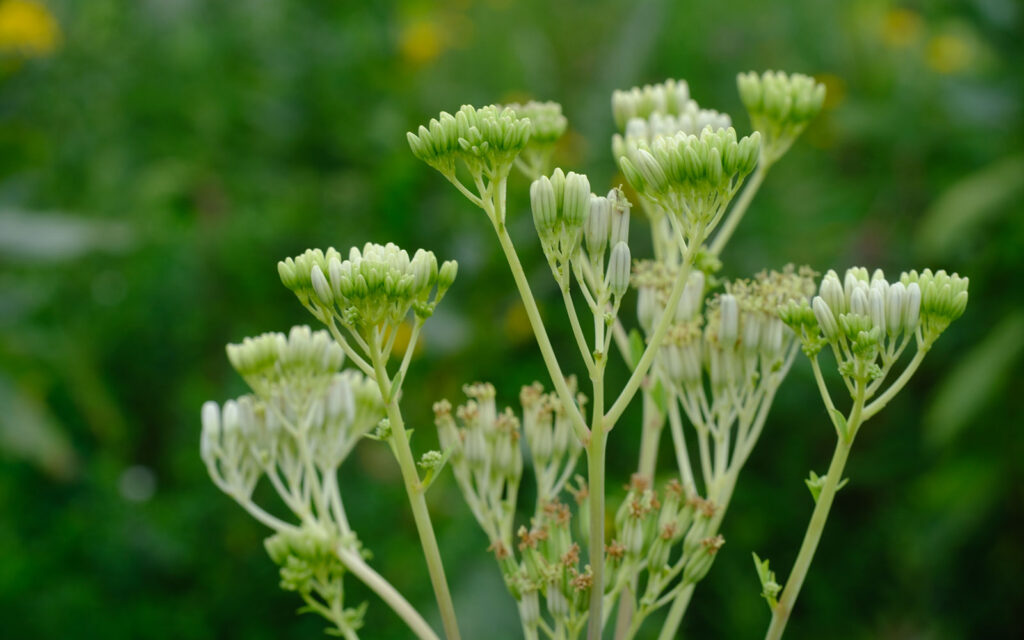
[764,384,865,640]
[336,546,440,640]
[862,345,928,421]
[605,243,698,428]
[709,161,769,257]
[562,285,596,374]
[492,218,590,441]
[369,348,461,640]
[654,584,695,640]
[585,359,607,640]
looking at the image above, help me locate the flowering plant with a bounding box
[200,71,967,639]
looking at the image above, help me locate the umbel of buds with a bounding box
[407,104,532,181]
[612,106,732,164]
[505,100,568,178]
[618,126,761,242]
[737,70,826,163]
[278,243,457,332]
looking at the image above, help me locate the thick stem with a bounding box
[708,162,769,257]
[336,546,441,640]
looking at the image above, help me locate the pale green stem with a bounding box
[491,215,590,440]
[708,161,769,257]
[862,345,929,421]
[369,347,461,640]
[605,242,698,428]
[764,382,866,640]
[562,285,596,374]
[336,545,440,640]
[585,357,607,640]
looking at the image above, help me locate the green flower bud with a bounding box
[813,296,839,342]
[311,264,333,307]
[608,187,631,247]
[585,194,611,257]
[606,241,631,298]
[562,172,590,229]
[718,294,739,345]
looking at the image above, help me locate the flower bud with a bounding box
[437,260,458,291]
[310,264,333,306]
[904,282,922,332]
[530,176,559,235]
[718,294,739,345]
[812,296,839,341]
[562,172,590,229]
[676,271,705,321]
[886,282,905,336]
[608,188,631,247]
[819,271,846,315]
[606,242,631,298]
[585,195,611,257]
[849,286,869,317]
[637,287,658,335]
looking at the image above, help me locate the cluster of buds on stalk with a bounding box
[646,266,817,496]
[604,477,724,632]
[737,70,826,164]
[201,326,385,635]
[434,381,594,637]
[504,100,568,179]
[618,126,761,245]
[406,104,532,183]
[780,267,968,438]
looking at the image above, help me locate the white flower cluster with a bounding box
[611,79,694,131]
[737,70,826,162]
[202,326,384,503]
[407,104,533,179]
[279,243,457,331]
[612,107,732,163]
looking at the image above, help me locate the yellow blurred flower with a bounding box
[881,8,923,49]
[0,0,59,57]
[926,33,973,75]
[399,19,442,65]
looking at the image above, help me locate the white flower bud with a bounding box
[562,172,590,228]
[606,241,631,298]
[718,294,739,345]
[608,188,631,247]
[904,282,922,332]
[676,271,705,321]
[311,264,333,306]
[850,287,869,316]
[869,287,886,335]
[437,260,458,291]
[813,296,839,341]
[530,176,558,234]
[742,313,761,355]
[820,271,846,315]
[585,195,611,257]
[637,287,658,335]
[201,401,220,461]
[886,282,906,336]
[326,376,355,424]
[762,318,784,358]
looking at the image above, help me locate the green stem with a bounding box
[708,162,769,257]
[585,360,607,640]
[492,218,589,440]
[370,349,461,640]
[336,546,440,640]
[862,346,928,421]
[764,384,865,640]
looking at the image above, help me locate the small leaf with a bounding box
[829,408,849,441]
[806,470,849,503]
[628,328,644,370]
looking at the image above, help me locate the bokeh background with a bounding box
[1,0,1021,638]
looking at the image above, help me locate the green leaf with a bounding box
[829,408,849,441]
[806,470,849,503]
[628,328,645,370]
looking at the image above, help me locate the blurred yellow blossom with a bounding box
[926,32,973,74]
[399,19,442,65]
[881,8,923,49]
[0,0,59,56]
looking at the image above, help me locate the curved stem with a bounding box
[764,383,865,640]
[862,346,928,421]
[709,161,769,257]
[336,546,441,640]
[369,347,461,640]
[605,243,698,428]
[492,218,589,441]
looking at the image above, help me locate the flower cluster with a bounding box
[201,325,385,635]
[780,267,968,438]
[737,70,826,163]
[279,243,456,354]
[407,104,532,181]
[505,100,568,178]
[611,79,695,131]
[618,126,761,242]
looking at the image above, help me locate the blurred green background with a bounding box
[0,0,1021,638]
